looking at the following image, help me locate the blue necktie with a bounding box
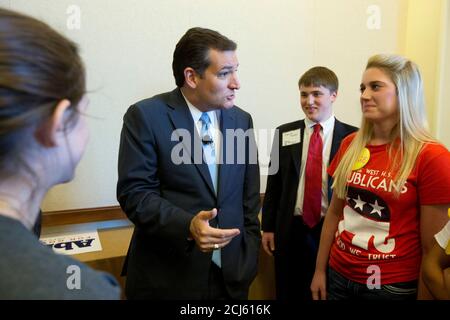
[199,112,221,267]
[199,112,217,192]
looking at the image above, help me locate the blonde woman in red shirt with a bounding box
[311,54,450,300]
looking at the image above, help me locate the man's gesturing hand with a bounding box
[189,208,240,252]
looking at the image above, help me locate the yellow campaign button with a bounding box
[352,147,370,171]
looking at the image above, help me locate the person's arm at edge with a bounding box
[422,237,450,299]
[418,204,449,299]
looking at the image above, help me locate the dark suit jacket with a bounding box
[262,118,357,254]
[117,88,261,299]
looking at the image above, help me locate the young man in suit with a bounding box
[117,27,261,300]
[262,67,357,300]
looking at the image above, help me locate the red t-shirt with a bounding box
[327,133,450,284]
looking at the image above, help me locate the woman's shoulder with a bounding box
[38,250,121,299]
[344,131,357,141]
[415,141,450,177]
[0,221,120,300]
[420,141,449,159]
[340,132,358,148]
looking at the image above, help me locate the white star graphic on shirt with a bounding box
[353,195,366,211]
[369,200,385,217]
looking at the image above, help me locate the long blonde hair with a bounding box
[332,54,436,198]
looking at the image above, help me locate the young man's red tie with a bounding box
[302,123,323,228]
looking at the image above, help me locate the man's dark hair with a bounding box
[172,27,237,87]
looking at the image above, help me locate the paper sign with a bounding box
[40,230,102,255]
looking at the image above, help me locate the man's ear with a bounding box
[331,91,338,102]
[183,67,198,89]
[34,99,71,147]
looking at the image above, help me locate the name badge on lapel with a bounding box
[282,129,301,147]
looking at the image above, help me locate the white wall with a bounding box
[403,0,446,136]
[437,1,450,148]
[2,0,405,211]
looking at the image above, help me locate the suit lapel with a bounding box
[217,107,235,199]
[291,120,305,176]
[166,89,216,196]
[330,119,345,162]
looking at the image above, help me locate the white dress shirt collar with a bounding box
[304,114,335,135]
[181,91,219,130]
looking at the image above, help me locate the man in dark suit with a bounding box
[117,27,261,300]
[262,67,357,301]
